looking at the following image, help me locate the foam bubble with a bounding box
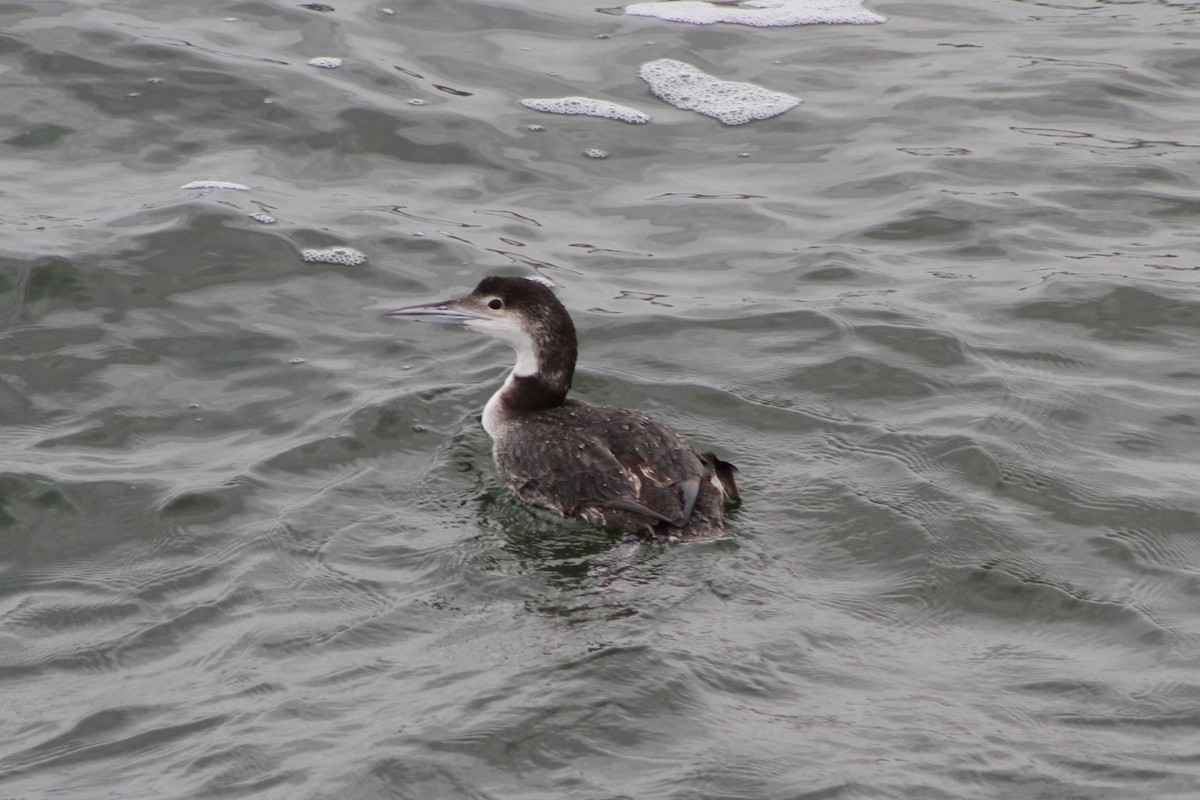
[625,0,885,26]
[307,57,343,69]
[180,180,250,191]
[301,247,367,266]
[638,59,801,125]
[520,97,650,124]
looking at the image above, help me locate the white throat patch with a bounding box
[481,373,513,438]
[466,316,539,377]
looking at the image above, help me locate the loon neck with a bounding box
[483,356,573,437]
[503,344,574,412]
[484,295,577,422]
[498,371,568,414]
[485,328,574,423]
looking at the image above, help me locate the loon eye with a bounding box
[488,298,503,310]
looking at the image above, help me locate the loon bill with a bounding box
[385,275,738,540]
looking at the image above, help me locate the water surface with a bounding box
[2,1,1200,797]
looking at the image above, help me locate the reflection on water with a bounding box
[2,0,1200,797]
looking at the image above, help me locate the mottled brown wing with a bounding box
[492,403,707,529]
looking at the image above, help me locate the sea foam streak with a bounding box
[638,59,801,125]
[626,0,885,26]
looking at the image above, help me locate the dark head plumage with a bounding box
[385,275,577,407]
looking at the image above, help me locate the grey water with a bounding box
[2,0,1200,797]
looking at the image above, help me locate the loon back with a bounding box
[492,399,738,540]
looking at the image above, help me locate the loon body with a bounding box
[386,276,738,540]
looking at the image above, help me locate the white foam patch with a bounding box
[307,57,343,69]
[180,180,250,191]
[520,97,650,124]
[625,0,885,26]
[638,59,801,125]
[301,247,367,266]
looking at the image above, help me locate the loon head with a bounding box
[385,275,577,393]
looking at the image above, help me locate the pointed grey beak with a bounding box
[382,297,484,324]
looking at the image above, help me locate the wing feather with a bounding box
[492,400,731,537]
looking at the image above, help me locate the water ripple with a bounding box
[3,0,1200,797]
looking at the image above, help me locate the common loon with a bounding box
[385,275,738,540]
